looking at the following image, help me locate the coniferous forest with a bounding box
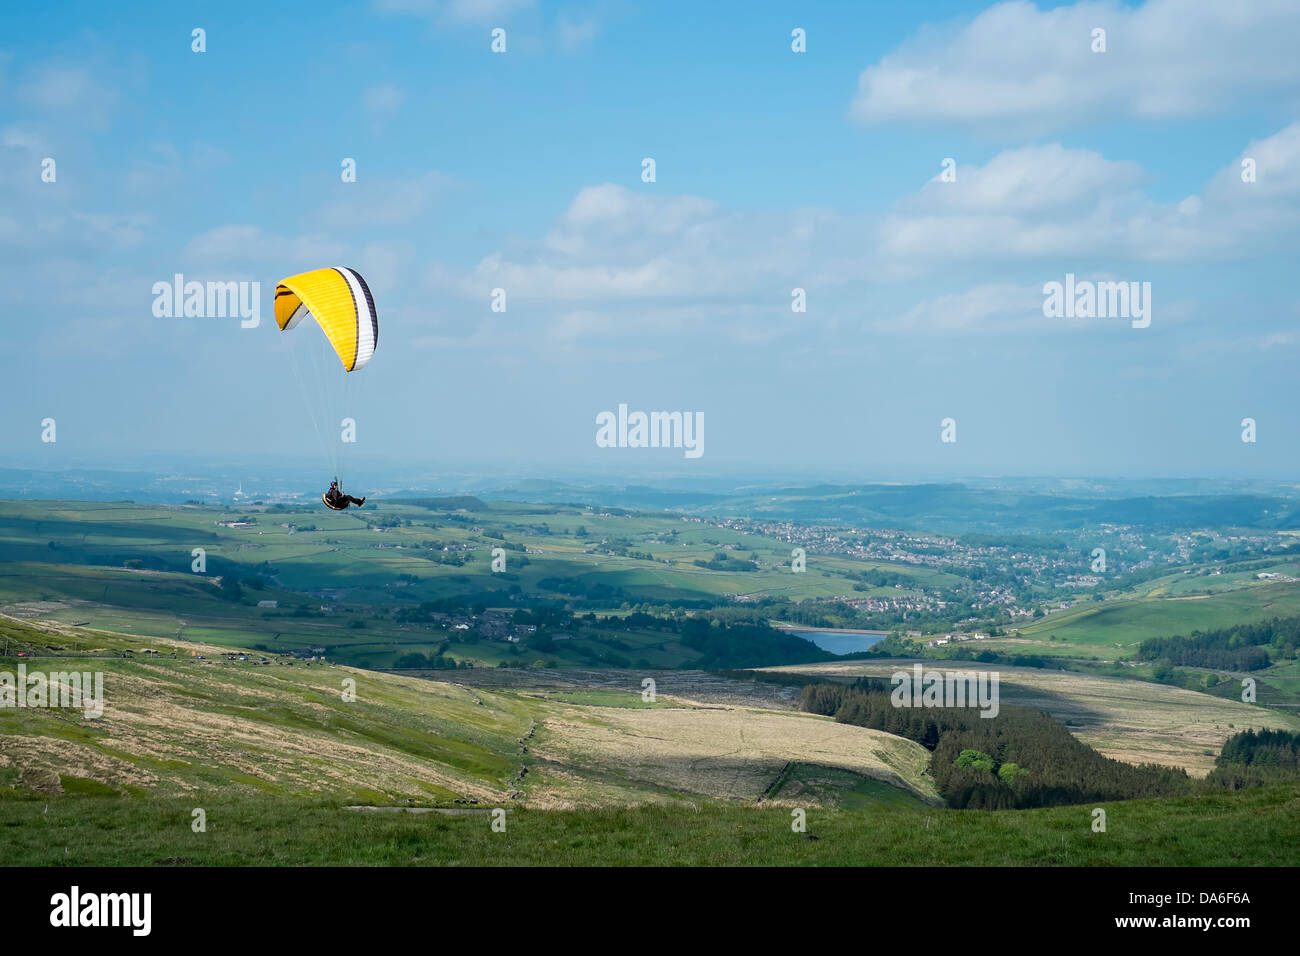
[800,680,1195,809]
[1136,615,1300,671]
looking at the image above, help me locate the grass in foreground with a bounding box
[2,784,1298,866]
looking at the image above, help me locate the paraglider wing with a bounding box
[274,267,378,371]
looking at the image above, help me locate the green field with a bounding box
[0,499,952,669]
[998,581,1300,658]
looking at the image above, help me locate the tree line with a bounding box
[1206,728,1300,789]
[1137,615,1300,671]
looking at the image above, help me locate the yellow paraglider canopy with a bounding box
[274,267,378,372]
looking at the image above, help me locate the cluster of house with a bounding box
[840,594,946,614]
[189,652,296,665]
[1060,575,1103,588]
[923,632,990,648]
[476,611,537,643]
[222,652,271,664]
[972,585,1019,608]
[405,609,540,643]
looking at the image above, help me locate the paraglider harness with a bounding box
[323,478,348,511]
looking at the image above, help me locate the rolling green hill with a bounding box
[1009,582,1300,656]
[0,616,936,808]
[4,617,1300,866]
[0,499,944,668]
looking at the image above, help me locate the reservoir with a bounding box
[786,628,888,655]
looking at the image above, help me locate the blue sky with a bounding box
[3,0,1299,482]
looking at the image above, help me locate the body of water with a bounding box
[785,628,888,655]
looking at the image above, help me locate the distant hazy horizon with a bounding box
[1,457,1297,507]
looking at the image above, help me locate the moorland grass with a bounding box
[2,784,1298,866]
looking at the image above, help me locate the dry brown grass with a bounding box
[529,702,940,808]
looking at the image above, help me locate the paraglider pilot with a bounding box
[323,479,365,510]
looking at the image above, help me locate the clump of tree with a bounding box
[215,575,243,602]
[847,568,914,588]
[1137,616,1300,671]
[391,651,468,670]
[692,552,758,572]
[1207,728,1300,789]
[678,618,832,668]
[800,680,1192,809]
[955,749,995,773]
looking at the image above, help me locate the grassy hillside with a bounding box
[5,616,1300,866]
[3,784,1297,866]
[0,616,937,808]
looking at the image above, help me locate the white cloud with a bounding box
[0,132,152,257]
[911,144,1144,214]
[70,212,149,249]
[878,279,1199,338]
[319,170,454,228]
[120,141,233,196]
[410,316,503,351]
[436,195,819,304]
[364,84,405,118]
[550,310,611,341]
[415,125,1300,356]
[851,0,1300,133]
[357,240,418,294]
[880,283,1043,335]
[557,18,598,53]
[1,125,42,151]
[373,0,534,24]
[445,0,533,21]
[433,126,1300,319]
[184,225,348,271]
[1260,330,1298,349]
[879,125,1300,262]
[17,66,116,113]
